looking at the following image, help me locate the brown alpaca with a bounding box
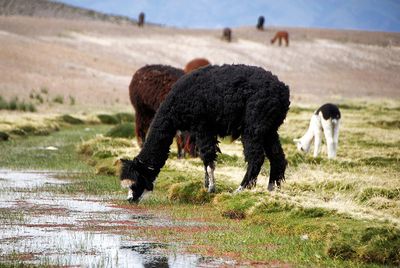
[271,31,289,46]
[222,27,232,42]
[129,65,184,148]
[184,58,210,73]
[129,61,209,158]
[138,12,145,27]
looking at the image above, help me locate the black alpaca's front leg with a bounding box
[196,132,218,193]
[264,132,287,191]
[237,137,265,192]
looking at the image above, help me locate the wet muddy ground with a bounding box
[0,170,233,267]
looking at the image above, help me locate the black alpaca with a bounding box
[257,16,265,30]
[120,64,290,202]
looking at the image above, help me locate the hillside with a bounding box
[0,0,136,24]
[0,0,399,113]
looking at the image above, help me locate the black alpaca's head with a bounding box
[119,158,155,203]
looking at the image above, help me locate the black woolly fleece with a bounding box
[122,64,290,194]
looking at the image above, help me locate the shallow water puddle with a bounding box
[0,170,232,267]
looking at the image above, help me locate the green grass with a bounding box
[59,114,84,125]
[0,96,37,112]
[0,125,109,171]
[52,95,64,104]
[0,100,399,266]
[105,123,135,138]
[97,114,119,124]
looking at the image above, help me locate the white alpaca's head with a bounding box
[293,138,311,153]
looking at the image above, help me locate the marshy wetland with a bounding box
[1,6,400,267]
[0,101,399,267]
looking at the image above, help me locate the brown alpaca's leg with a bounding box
[285,37,289,46]
[135,115,144,147]
[278,37,282,46]
[176,132,184,159]
[188,135,198,157]
[135,113,152,147]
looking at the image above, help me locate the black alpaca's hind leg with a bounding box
[264,132,287,191]
[196,132,218,193]
[237,136,265,191]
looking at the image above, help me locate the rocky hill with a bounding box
[0,1,399,113]
[0,0,137,24]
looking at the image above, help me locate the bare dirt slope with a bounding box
[0,13,399,113]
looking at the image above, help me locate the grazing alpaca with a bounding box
[129,62,209,158]
[184,58,210,73]
[257,16,265,30]
[271,31,289,46]
[128,65,184,150]
[294,103,341,159]
[222,27,232,42]
[120,64,290,202]
[138,12,145,27]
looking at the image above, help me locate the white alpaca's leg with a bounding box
[312,115,322,157]
[332,119,340,158]
[322,119,335,158]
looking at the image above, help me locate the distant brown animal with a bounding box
[184,58,210,73]
[138,12,145,27]
[257,16,265,30]
[271,31,289,46]
[222,27,232,42]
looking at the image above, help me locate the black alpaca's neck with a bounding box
[137,111,177,172]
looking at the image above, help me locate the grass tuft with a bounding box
[168,180,211,204]
[217,153,243,167]
[0,96,37,112]
[328,226,400,265]
[105,123,135,138]
[115,112,135,123]
[97,114,119,124]
[358,187,400,202]
[52,95,64,104]
[59,114,84,125]
[369,120,400,129]
[292,207,333,218]
[0,131,9,141]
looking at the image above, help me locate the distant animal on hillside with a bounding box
[120,64,290,203]
[128,65,184,152]
[184,58,210,73]
[294,103,341,159]
[138,12,145,27]
[271,31,289,46]
[222,27,232,42]
[257,16,265,30]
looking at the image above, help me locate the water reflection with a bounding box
[0,170,233,267]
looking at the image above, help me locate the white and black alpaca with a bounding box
[294,103,341,159]
[120,64,290,202]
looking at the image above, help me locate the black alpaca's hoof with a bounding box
[267,182,275,191]
[127,197,139,204]
[204,176,209,188]
[207,186,215,193]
